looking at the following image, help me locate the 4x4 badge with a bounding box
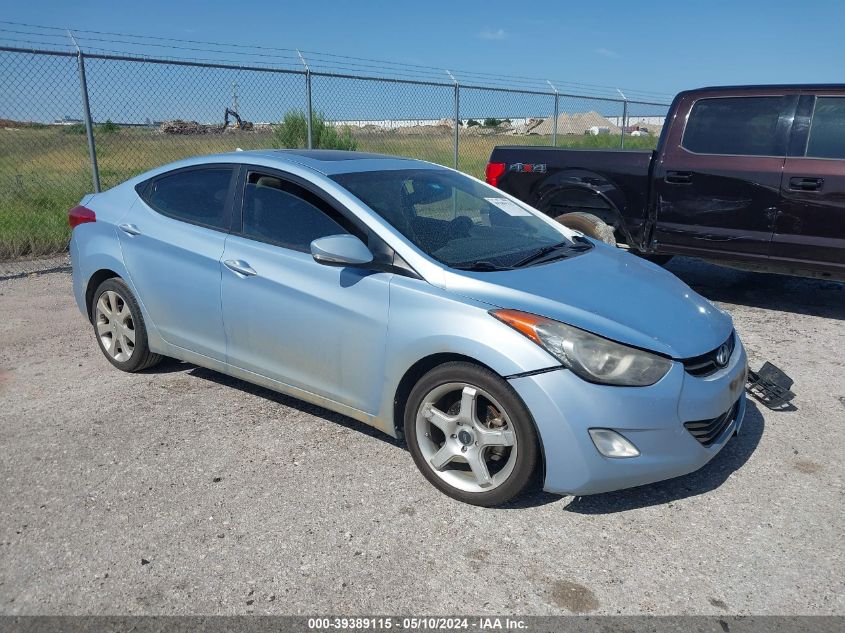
[509,162,547,174]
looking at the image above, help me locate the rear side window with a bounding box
[240,172,349,251]
[142,167,234,230]
[682,96,784,156]
[806,97,845,159]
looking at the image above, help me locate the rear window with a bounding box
[142,167,234,230]
[682,96,784,156]
[806,97,845,159]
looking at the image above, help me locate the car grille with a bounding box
[682,332,735,377]
[683,399,741,446]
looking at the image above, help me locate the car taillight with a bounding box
[68,205,96,229]
[485,162,506,187]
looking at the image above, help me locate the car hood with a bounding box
[441,244,733,359]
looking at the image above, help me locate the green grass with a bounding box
[0,125,657,259]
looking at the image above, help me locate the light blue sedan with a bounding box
[69,150,747,506]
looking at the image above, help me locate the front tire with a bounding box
[404,362,540,507]
[92,278,162,372]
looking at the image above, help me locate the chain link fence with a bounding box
[0,45,669,277]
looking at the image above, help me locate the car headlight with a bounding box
[491,309,672,386]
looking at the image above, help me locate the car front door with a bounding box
[774,93,845,276]
[118,164,237,361]
[652,93,795,261]
[220,168,391,414]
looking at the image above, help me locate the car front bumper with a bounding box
[508,337,748,496]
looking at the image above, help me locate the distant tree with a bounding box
[97,119,120,134]
[482,117,502,128]
[466,119,480,127]
[272,110,357,151]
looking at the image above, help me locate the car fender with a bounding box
[71,224,166,352]
[377,276,560,435]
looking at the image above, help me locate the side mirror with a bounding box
[310,234,374,267]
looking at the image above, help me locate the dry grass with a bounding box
[0,125,657,259]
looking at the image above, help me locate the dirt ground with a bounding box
[0,258,842,615]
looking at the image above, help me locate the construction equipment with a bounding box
[223,108,251,131]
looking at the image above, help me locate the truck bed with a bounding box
[488,146,655,246]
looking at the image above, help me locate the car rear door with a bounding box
[220,167,391,414]
[773,92,845,275]
[120,164,237,361]
[652,91,796,260]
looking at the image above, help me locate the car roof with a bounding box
[228,149,445,175]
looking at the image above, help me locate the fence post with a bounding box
[447,71,459,169]
[548,81,559,147]
[621,99,628,149]
[69,31,100,192]
[298,50,313,149]
[617,89,628,149]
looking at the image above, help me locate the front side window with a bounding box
[806,97,845,159]
[332,169,580,268]
[682,96,784,156]
[143,167,234,230]
[241,172,349,251]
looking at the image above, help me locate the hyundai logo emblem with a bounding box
[715,343,730,367]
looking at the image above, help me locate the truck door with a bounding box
[652,93,795,261]
[774,93,845,276]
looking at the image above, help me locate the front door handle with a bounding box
[118,223,142,236]
[665,170,692,184]
[788,176,823,191]
[224,259,257,277]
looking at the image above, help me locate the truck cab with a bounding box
[488,85,845,281]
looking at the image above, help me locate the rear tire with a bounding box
[404,362,540,507]
[554,211,616,245]
[92,278,163,373]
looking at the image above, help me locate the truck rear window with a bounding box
[806,97,845,160]
[682,96,783,157]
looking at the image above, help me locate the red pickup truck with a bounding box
[487,85,845,280]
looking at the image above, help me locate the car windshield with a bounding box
[331,168,585,269]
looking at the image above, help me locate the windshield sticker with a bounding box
[484,197,531,217]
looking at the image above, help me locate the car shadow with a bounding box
[143,358,765,513]
[144,358,403,448]
[562,399,765,515]
[665,257,845,320]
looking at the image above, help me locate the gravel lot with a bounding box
[0,258,843,616]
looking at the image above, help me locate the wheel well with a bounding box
[392,353,548,488]
[543,187,626,242]
[85,269,120,322]
[392,353,496,438]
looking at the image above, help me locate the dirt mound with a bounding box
[529,111,621,136]
[159,120,215,135]
[0,119,42,128]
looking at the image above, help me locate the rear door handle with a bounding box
[118,223,142,236]
[788,176,823,191]
[665,170,692,184]
[223,259,257,277]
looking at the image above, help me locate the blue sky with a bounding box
[3,0,844,99]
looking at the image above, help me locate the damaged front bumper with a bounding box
[508,337,748,496]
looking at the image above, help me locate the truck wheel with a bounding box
[554,212,616,245]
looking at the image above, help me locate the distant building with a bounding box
[53,115,83,125]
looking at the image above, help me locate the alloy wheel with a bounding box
[414,382,518,493]
[95,290,135,363]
